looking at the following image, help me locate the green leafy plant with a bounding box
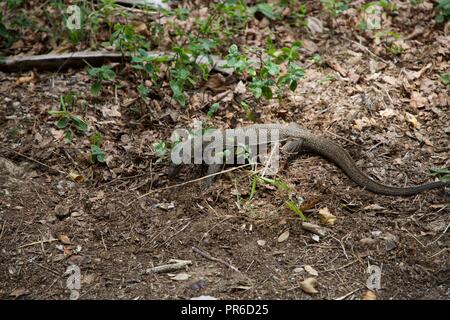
[0,13,15,48]
[249,3,280,20]
[168,38,218,107]
[321,0,350,17]
[247,175,307,221]
[375,30,404,56]
[207,102,221,117]
[131,49,170,82]
[224,42,304,101]
[285,198,307,221]
[90,132,106,163]
[431,167,450,183]
[436,0,450,23]
[440,73,450,85]
[7,0,23,10]
[110,23,148,54]
[153,141,168,160]
[48,94,88,143]
[88,65,116,95]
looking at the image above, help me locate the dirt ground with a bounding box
[0,1,449,300]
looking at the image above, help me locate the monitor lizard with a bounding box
[168,123,448,196]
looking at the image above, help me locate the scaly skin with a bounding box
[169,123,448,196]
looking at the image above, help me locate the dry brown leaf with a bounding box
[379,108,397,118]
[382,75,400,87]
[68,171,86,183]
[16,72,36,85]
[257,240,266,246]
[102,104,122,118]
[277,230,290,243]
[299,277,318,294]
[317,207,336,225]
[363,204,385,211]
[49,128,64,140]
[10,288,29,298]
[405,112,421,129]
[133,22,151,37]
[59,234,71,245]
[410,91,427,109]
[304,265,319,276]
[361,290,377,300]
[204,74,228,92]
[306,17,323,34]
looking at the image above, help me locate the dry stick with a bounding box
[154,221,191,248]
[18,238,58,249]
[146,260,192,274]
[323,259,358,273]
[0,221,6,241]
[2,147,67,175]
[200,89,232,109]
[260,142,280,178]
[192,246,241,273]
[127,163,254,205]
[324,130,361,147]
[334,287,362,300]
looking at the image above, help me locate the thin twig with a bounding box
[18,238,58,249]
[192,246,241,273]
[154,221,191,248]
[323,260,358,273]
[2,146,66,175]
[334,287,362,300]
[0,220,6,241]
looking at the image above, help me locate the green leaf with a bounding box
[56,116,69,129]
[48,110,68,117]
[91,82,102,95]
[63,128,73,143]
[137,84,149,101]
[101,68,116,81]
[207,102,220,117]
[253,3,277,20]
[261,86,273,99]
[90,131,103,146]
[249,175,258,201]
[289,80,298,92]
[91,145,106,163]
[153,141,167,158]
[169,81,186,106]
[71,115,88,132]
[440,73,450,85]
[285,199,307,221]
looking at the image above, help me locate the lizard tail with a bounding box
[303,136,448,196]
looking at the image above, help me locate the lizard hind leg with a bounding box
[202,163,224,190]
[282,139,305,161]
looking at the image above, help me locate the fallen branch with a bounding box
[301,222,327,236]
[1,50,236,75]
[18,238,58,249]
[0,51,125,72]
